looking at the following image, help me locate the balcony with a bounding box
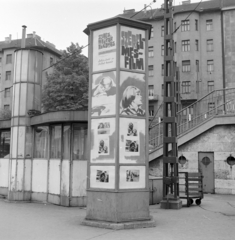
[148,94,158,101]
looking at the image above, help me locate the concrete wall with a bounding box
[149,125,235,194]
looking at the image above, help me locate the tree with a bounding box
[42,43,89,112]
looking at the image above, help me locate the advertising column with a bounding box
[84,17,155,227]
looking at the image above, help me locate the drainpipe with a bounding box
[221,11,226,114]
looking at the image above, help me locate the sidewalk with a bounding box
[0,194,235,240]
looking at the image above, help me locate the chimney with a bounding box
[144,4,147,13]
[21,25,27,48]
[5,34,12,43]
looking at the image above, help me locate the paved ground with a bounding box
[0,194,235,240]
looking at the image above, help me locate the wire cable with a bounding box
[42,44,89,72]
[172,0,203,34]
[130,0,156,19]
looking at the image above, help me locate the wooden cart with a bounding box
[179,172,203,207]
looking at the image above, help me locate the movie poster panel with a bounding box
[119,166,145,189]
[120,71,146,116]
[119,118,145,164]
[120,26,145,71]
[93,26,116,72]
[90,166,115,189]
[91,118,115,163]
[91,71,116,116]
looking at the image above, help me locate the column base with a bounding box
[160,199,182,209]
[82,216,156,230]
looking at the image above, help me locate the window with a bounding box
[73,123,88,160]
[182,40,190,52]
[195,20,198,31]
[149,106,154,117]
[206,19,213,31]
[174,42,177,53]
[0,57,2,66]
[208,102,215,112]
[195,40,199,51]
[182,60,190,72]
[50,57,54,66]
[161,45,164,56]
[161,26,164,37]
[182,81,191,94]
[207,60,214,72]
[208,81,214,92]
[151,27,154,38]
[0,131,11,158]
[148,65,154,77]
[51,125,62,159]
[4,105,10,110]
[181,20,190,31]
[174,22,176,31]
[196,60,199,72]
[148,85,154,96]
[148,46,154,57]
[161,84,164,96]
[6,54,12,64]
[4,88,10,98]
[5,71,11,81]
[207,39,213,52]
[161,64,164,76]
[34,126,49,158]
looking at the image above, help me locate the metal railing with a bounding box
[149,88,235,150]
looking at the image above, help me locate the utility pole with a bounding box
[160,0,182,209]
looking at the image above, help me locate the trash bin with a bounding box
[149,176,163,205]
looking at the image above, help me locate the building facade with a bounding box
[0,30,88,206]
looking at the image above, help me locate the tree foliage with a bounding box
[42,43,89,112]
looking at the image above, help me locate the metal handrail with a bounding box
[149,87,235,150]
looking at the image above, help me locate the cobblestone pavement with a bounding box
[0,194,235,240]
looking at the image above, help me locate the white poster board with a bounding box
[93,26,116,72]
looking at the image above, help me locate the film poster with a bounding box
[119,166,146,189]
[90,118,115,163]
[90,165,115,189]
[119,118,145,164]
[93,26,116,72]
[120,26,145,71]
[91,71,116,116]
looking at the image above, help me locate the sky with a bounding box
[0,0,207,56]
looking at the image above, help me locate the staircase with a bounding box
[149,88,235,161]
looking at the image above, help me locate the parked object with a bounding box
[179,172,203,207]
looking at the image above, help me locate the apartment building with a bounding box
[121,0,235,120]
[0,33,61,112]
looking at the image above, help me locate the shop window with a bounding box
[73,123,88,160]
[0,130,11,158]
[34,126,49,158]
[50,125,62,159]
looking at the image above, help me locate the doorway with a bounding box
[198,152,214,193]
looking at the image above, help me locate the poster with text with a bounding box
[119,118,145,163]
[91,71,116,116]
[93,26,116,72]
[119,166,145,189]
[91,118,115,163]
[90,166,115,189]
[120,26,145,71]
[120,71,146,117]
